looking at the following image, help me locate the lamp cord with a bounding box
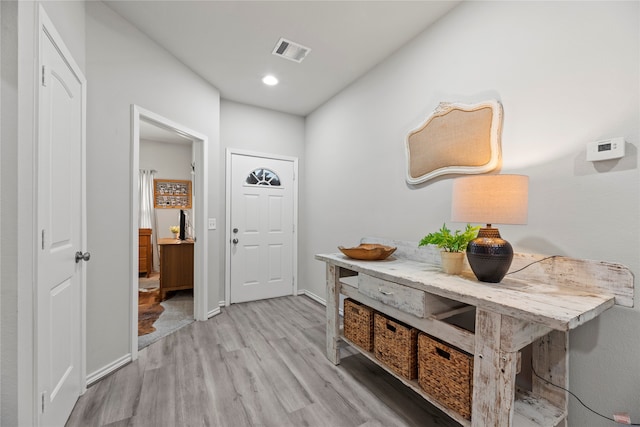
[531,366,639,425]
[505,255,560,275]
[513,257,638,425]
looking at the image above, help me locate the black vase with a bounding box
[466,227,513,283]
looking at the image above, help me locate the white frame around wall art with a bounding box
[404,100,504,185]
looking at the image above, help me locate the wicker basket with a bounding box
[418,333,474,420]
[373,313,418,379]
[343,299,374,351]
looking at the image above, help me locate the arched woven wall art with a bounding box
[405,100,503,184]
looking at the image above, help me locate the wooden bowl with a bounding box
[338,244,397,261]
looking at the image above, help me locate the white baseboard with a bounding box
[299,289,343,316]
[208,307,221,318]
[86,353,131,386]
[219,300,226,307]
[300,289,326,305]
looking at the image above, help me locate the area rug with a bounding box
[139,272,160,289]
[138,289,194,350]
[138,288,164,336]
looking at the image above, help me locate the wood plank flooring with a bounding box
[66,295,459,427]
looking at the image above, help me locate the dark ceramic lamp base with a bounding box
[466,226,513,283]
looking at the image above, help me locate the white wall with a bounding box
[1,1,85,424]
[140,139,193,245]
[85,1,221,376]
[220,99,305,302]
[220,99,305,158]
[303,2,639,425]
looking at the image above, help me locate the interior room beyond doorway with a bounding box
[137,120,196,350]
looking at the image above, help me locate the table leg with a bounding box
[472,309,519,427]
[326,264,341,364]
[533,330,568,427]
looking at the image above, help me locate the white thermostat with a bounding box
[586,137,625,162]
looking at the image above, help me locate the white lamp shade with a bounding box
[451,175,529,225]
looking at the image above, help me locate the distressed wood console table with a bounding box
[316,238,633,427]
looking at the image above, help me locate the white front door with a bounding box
[230,153,295,303]
[37,10,86,426]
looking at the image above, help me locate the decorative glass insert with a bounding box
[246,168,281,186]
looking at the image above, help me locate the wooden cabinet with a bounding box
[317,238,633,427]
[158,238,194,300]
[138,228,152,278]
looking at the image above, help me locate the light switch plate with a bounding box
[208,218,216,230]
[586,137,625,162]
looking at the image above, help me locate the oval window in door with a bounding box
[245,168,281,186]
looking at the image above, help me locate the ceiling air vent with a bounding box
[272,37,311,63]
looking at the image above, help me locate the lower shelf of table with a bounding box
[340,335,566,427]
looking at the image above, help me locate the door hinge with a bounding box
[41,229,45,250]
[41,65,48,87]
[41,391,46,413]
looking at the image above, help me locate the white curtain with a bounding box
[139,169,159,272]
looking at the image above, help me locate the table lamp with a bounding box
[451,175,529,283]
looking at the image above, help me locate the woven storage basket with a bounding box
[343,299,374,351]
[418,333,474,420]
[373,313,418,380]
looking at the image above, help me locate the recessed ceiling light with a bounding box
[262,75,278,86]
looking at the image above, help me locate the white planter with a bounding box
[440,251,465,275]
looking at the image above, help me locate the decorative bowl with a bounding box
[338,244,397,261]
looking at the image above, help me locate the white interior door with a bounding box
[37,10,86,426]
[230,154,294,303]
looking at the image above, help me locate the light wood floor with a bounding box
[66,295,458,427]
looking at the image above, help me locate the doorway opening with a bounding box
[131,106,208,359]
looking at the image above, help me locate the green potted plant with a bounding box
[419,223,480,274]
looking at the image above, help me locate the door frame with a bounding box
[35,5,88,422]
[224,148,298,306]
[130,105,208,360]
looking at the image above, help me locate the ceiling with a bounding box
[104,1,461,117]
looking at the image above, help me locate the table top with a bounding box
[316,252,616,331]
[158,238,195,246]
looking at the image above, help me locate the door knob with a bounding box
[232,238,239,244]
[233,228,238,234]
[75,251,91,263]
